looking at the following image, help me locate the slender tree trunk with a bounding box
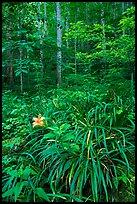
[100,2,106,50]
[86,2,89,24]
[26,33,30,89]
[130,2,133,7]
[6,5,10,85]
[6,5,14,88]
[113,2,117,38]
[44,2,48,36]
[126,2,129,9]
[85,2,90,50]
[125,2,130,35]
[74,5,78,75]
[9,20,14,88]
[122,2,125,35]
[38,2,44,77]
[26,33,29,65]
[74,37,77,75]
[66,2,69,48]
[18,9,23,92]
[94,2,98,24]
[100,2,106,78]
[56,2,62,87]
[20,50,23,93]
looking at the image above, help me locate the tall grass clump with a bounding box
[2,87,135,202]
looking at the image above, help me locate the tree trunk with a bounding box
[100,2,106,50]
[74,36,77,75]
[44,2,48,36]
[85,2,90,50]
[9,20,14,89]
[6,5,10,85]
[66,2,69,48]
[100,2,106,78]
[93,2,98,24]
[6,5,14,89]
[130,2,133,7]
[56,2,62,87]
[19,51,23,92]
[126,2,129,9]
[74,5,78,75]
[38,2,44,77]
[26,33,30,89]
[18,8,23,92]
[122,2,125,35]
[113,2,117,38]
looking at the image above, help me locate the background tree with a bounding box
[4,4,14,88]
[2,2,135,92]
[65,2,69,48]
[18,6,23,92]
[38,2,44,77]
[44,2,48,36]
[56,2,62,87]
[122,2,125,35]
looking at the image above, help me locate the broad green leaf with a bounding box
[22,69,28,74]
[62,133,75,141]
[23,166,37,178]
[116,109,123,115]
[15,70,21,76]
[43,132,55,139]
[35,188,50,201]
[2,188,14,198]
[60,123,71,132]
[14,182,26,201]
[7,169,18,177]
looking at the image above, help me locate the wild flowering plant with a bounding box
[32,114,45,128]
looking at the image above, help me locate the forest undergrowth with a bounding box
[2,2,135,202]
[2,78,135,202]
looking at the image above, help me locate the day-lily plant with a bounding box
[32,114,45,128]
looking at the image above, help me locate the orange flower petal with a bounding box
[32,115,45,128]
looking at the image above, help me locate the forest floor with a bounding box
[2,83,135,202]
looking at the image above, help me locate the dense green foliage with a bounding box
[2,86,135,202]
[2,2,135,202]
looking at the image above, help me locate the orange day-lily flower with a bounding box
[32,114,45,128]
